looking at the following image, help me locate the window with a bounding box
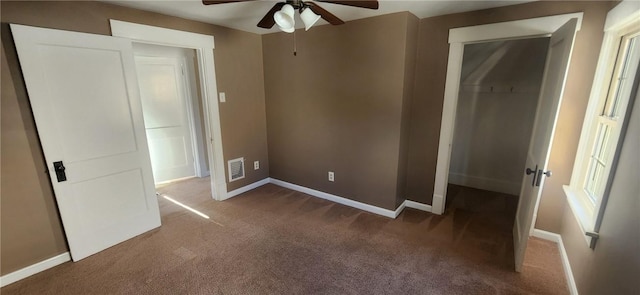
[564,2,640,248]
[584,33,639,204]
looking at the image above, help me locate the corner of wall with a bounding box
[396,10,421,207]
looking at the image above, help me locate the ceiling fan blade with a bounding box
[309,3,345,25]
[314,0,378,9]
[202,0,256,5]
[257,2,285,29]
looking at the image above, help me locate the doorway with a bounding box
[447,37,549,205]
[9,20,228,264]
[110,20,228,201]
[133,43,210,185]
[433,14,582,272]
[432,13,583,215]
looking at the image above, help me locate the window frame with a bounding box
[581,31,639,203]
[564,1,640,248]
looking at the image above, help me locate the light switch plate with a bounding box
[219,92,226,103]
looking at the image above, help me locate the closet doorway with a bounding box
[448,38,549,199]
[133,44,210,185]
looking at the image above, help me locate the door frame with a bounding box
[110,20,227,200]
[432,13,583,215]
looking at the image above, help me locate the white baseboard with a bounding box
[448,172,521,195]
[269,178,402,218]
[404,200,432,212]
[393,201,406,218]
[532,229,578,295]
[0,252,70,287]
[223,177,434,219]
[224,178,271,200]
[531,228,560,243]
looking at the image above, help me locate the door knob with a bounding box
[53,161,67,182]
[525,165,538,187]
[535,169,552,187]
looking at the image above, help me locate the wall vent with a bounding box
[228,157,245,182]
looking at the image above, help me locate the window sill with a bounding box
[562,185,596,247]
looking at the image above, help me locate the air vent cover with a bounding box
[228,157,245,182]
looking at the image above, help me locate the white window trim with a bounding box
[565,1,640,247]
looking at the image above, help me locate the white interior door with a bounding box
[513,18,578,271]
[11,24,161,261]
[135,56,197,184]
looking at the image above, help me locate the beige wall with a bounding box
[1,44,68,276]
[561,89,639,294]
[263,12,417,210]
[406,1,612,233]
[0,0,268,275]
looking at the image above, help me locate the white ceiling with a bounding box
[104,0,533,35]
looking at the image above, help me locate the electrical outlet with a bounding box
[219,92,226,103]
[254,161,259,170]
[328,171,335,182]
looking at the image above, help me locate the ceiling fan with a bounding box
[202,0,379,32]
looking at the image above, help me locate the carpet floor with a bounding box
[2,178,568,294]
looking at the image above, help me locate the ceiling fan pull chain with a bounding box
[293,30,297,56]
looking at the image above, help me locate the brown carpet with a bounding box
[2,179,568,294]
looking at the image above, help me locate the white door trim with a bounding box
[110,20,227,200]
[432,12,583,215]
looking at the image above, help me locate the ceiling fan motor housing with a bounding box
[287,0,307,11]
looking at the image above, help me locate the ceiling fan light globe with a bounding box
[300,8,321,31]
[274,15,295,33]
[274,4,295,33]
